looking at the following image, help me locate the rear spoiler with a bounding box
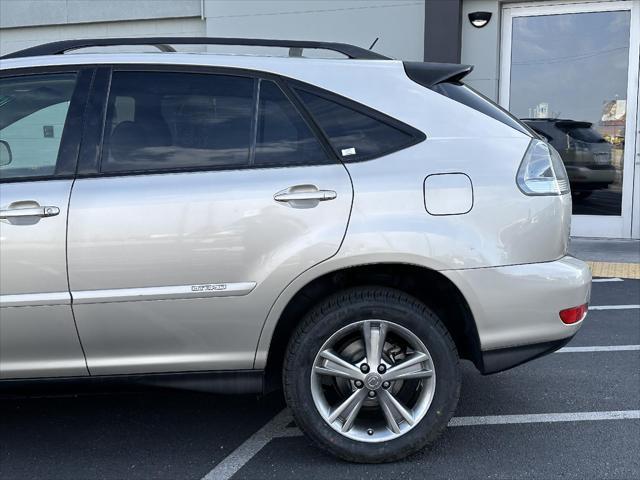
[403,61,473,88]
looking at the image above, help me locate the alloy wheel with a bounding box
[310,319,436,442]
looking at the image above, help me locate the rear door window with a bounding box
[294,88,422,161]
[255,80,330,166]
[101,71,254,173]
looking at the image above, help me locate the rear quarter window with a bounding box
[293,88,424,162]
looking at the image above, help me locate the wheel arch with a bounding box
[259,262,482,392]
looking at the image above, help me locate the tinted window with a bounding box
[523,122,555,142]
[559,126,606,144]
[295,89,417,161]
[431,82,532,136]
[0,73,77,180]
[102,72,254,173]
[255,81,329,166]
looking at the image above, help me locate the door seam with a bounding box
[65,177,91,375]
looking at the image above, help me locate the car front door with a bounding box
[67,67,353,375]
[0,68,91,379]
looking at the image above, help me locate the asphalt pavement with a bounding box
[1,278,639,480]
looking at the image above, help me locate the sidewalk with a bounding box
[569,238,640,263]
[569,238,640,279]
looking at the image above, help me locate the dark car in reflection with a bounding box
[522,119,615,200]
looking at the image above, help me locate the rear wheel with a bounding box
[283,287,460,463]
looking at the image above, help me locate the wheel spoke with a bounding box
[378,391,401,434]
[317,349,363,380]
[313,365,356,380]
[363,320,388,367]
[328,388,367,423]
[388,368,433,381]
[341,389,367,432]
[382,351,432,381]
[380,389,415,426]
[311,319,438,442]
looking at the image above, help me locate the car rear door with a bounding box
[67,66,353,375]
[0,67,92,379]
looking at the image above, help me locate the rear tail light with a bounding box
[559,304,588,324]
[516,139,570,196]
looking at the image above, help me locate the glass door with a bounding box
[500,0,640,238]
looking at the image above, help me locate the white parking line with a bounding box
[557,345,640,353]
[448,410,640,426]
[202,409,293,480]
[203,407,640,479]
[592,278,624,283]
[589,304,640,310]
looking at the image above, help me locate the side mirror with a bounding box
[0,140,12,166]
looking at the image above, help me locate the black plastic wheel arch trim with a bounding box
[480,335,575,375]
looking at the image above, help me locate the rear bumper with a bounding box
[568,166,616,184]
[479,335,575,374]
[443,256,591,372]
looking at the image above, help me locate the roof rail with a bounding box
[0,37,391,60]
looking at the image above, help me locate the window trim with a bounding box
[76,64,342,179]
[0,65,94,184]
[77,66,111,176]
[0,64,424,182]
[253,78,337,168]
[287,80,427,163]
[99,69,257,175]
[275,79,340,164]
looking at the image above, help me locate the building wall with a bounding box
[460,0,501,100]
[0,17,206,56]
[0,0,205,56]
[202,1,424,61]
[460,0,547,100]
[0,0,203,29]
[0,0,425,61]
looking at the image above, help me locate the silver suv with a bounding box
[0,38,591,463]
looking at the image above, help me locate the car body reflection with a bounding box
[522,119,616,202]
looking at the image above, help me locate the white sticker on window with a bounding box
[341,147,356,157]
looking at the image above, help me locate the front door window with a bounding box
[0,73,77,180]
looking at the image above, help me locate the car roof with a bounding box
[0,51,391,65]
[0,52,402,81]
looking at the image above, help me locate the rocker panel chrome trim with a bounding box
[0,292,70,308]
[71,282,257,304]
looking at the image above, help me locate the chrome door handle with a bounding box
[274,190,337,202]
[0,206,60,219]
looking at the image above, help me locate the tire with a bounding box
[283,286,460,463]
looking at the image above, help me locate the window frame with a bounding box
[287,80,427,163]
[253,78,335,168]
[0,66,94,184]
[77,64,341,178]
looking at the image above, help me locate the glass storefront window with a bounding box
[508,10,631,216]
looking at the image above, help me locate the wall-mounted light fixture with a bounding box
[468,11,492,28]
